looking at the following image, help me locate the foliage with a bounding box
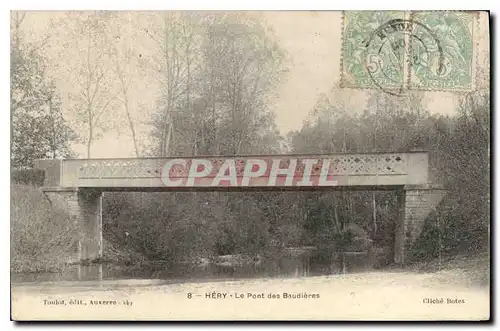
[11,13,75,168]
[10,185,81,273]
[289,89,490,261]
[11,168,45,187]
[145,12,287,157]
[61,12,120,158]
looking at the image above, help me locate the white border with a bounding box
[2,1,496,330]
[1,1,497,10]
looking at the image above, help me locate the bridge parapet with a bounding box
[36,152,429,189]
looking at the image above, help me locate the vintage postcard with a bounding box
[10,10,490,321]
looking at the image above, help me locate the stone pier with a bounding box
[43,188,103,262]
[394,185,447,264]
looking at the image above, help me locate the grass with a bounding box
[411,252,490,288]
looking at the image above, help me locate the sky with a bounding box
[17,11,489,158]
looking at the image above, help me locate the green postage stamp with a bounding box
[340,11,477,94]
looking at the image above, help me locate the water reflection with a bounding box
[11,248,379,284]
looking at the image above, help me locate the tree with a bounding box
[63,11,119,158]
[109,38,140,157]
[199,13,286,155]
[143,12,287,157]
[11,12,74,168]
[141,12,204,157]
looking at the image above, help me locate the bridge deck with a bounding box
[35,152,429,189]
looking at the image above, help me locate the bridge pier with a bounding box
[43,188,103,263]
[394,185,447,264]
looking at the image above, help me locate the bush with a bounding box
[11,168,45,187]
[102,191,287,266]
[410,196,489,263]
[10,184,80,273]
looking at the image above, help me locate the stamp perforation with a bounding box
[406,11,414,92]
[339,11,346,89]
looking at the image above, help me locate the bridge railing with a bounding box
[35,152,429,188]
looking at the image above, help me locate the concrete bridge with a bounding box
[35,151,446,265]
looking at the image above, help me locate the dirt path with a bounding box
[11,270,490,321]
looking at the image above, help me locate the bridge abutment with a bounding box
[394,185,447,264]
[43,188,103,263]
